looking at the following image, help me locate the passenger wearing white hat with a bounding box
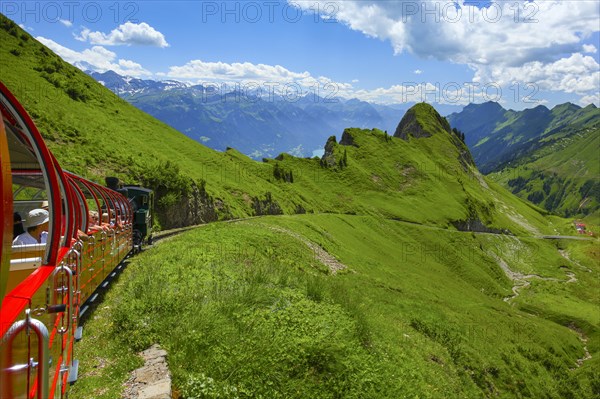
[12,209,50,246]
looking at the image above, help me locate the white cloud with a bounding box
[291,0,600,101]
[578,94,599,106]
[167,59,358,100]
[414,69,423,75]
[475,53,600,95]
[352,79,359,83]
[36,36,152,77]
[583,44,598,54]
[166,59,489,105]
[293,1,598,66]
[168,60,310,81]
[59,19,73,28]
[75,22,169,47]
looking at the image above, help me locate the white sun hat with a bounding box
[25,209,49,228]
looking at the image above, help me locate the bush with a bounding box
[65,82,90,102]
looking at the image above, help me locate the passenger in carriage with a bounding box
[88,210,107,232]
[13,212,25,238]
[12,209,49,245]
[101,212,113,228]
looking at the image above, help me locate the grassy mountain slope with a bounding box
[447,102,599,174]
[0,15,554,236]
[490,125,600,220]
[72,214,599,398]
[448,101,600,218]
[3,15,599,398]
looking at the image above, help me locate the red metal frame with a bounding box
[1,81,135,399]
[0,116,12,301]
[0,82,62,265]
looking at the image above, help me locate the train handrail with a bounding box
[55,265,73,335]
[68,246,81,312]
[2,309,49,399]
[86,236,95,260]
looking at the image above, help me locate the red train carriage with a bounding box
[0,81,134,398]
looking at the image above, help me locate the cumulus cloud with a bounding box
[167,59,357,98]
[291,0,600,100]
[475,53,600,95]
[59,19,72,28]
[293,1,598,65]
[166,59,492,105]
[75,22,169,47]
[578,93,599,106]
[36,37,152,77]
[168,60,310,81]
[583,44,598,54]
[414,69,423,75]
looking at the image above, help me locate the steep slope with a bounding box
[89,70,406,158]
[449,101,600,217]
[447,102,600,174]
[491,123,600,218]
[445,101,507,147]
[0,15,295,227]
[0,14,555,236]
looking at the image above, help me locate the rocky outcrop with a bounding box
[339,129,358,147]
[320,135,338,168]
[394,103,451,140]
[394,111,431,140]
[158,180,227,229]
[123,344,171,399]
[452,218,511,235]
[252,192,283,216]
[394,103,476,170]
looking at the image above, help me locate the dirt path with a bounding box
[559,249,592,273]
[267,226,348,274]
[122,344,171,399]
[567,324,593,369]
[490,251,593,367]
[488,252,559,302]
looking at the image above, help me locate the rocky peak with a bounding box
[340,129,358,147]
[393,103,451,140]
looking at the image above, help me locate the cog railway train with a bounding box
[0,81,153,398]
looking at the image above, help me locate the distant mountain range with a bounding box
[449,101,600,218]
[87,70,462,158]
[447,101,599,174]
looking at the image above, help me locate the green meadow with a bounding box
[1,14,598,398]
[71,215,599,398]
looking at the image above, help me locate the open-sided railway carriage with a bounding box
[0,81,151,398]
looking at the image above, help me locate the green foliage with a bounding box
[3,18,599,398]
[496,127,600,217]
[71,215,600,399]
[272,163,294,183]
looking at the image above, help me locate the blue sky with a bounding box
[4,0,600,109]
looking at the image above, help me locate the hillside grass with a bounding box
[3,14,598,398]
[71,215,600,399]
[0,16,562,237]
[491,127,600,217]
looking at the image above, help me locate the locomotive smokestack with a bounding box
[105,177,120,191]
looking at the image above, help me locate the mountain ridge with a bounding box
[449,101,600,218]
[2,17,599,399]
[87,70,465,159]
